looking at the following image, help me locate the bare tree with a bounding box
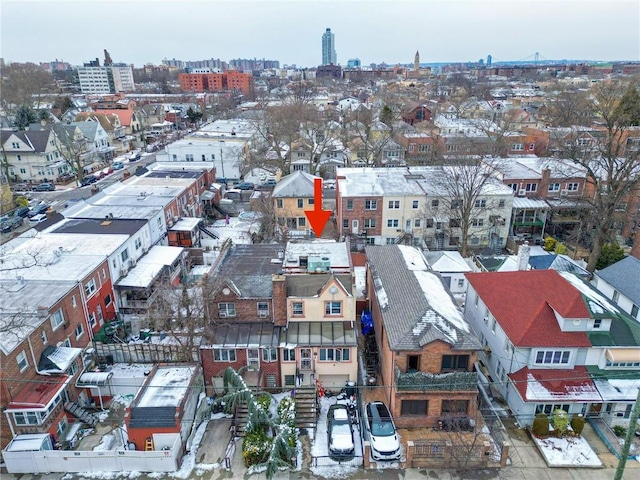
[563,81,640,271]
[0,63,56,117]
[543,86,593,127]
[53,124,92,184]
[343,106,394,166]
[429,158,508,257]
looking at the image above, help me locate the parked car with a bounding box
[256,179,278,190]
[236,182,255,190]
[29,213,48,225]
[12,183,31,193]
[102,166,114,176]
[327,404,355,457]
[364,402,401,461]
[32,182,56,192]
[129,151,141,162]
[112,161,125,170]
[57,172,76,183]
[324,179,337,189]
[1,215,24,233]
[14,206,31,218]
[81,175,98,186]
[28,203,48,217]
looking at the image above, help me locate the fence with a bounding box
[94,342,200,363]
[4,435,181,474]
[311,455,363,468]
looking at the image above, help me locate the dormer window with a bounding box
[593,319,602,329]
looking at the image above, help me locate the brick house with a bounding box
[201,244,287,393]
[365,245,481,429]
[401,103,433,126]
[1,279,90,455]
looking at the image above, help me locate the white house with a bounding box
[592,256,640,323]
[424,250,473,294]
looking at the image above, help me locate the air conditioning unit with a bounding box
[258,311,268,318]
[560,189,568,196]
[219,312,227,318]
[518,189,527,196]
[128,259,136,269]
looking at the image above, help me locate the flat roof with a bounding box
[135,365,196,408]
[50,217,147,236]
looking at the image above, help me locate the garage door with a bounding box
[320,374,350,390]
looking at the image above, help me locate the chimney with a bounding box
[631,232,640,260]
[272,273,287,327]
[517,241,530,271]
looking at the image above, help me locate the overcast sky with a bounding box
[2,0,639,67]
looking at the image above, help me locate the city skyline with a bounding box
[1,0,639,68]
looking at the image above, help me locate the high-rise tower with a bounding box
[414,50,420,71]
[322,28,337,65]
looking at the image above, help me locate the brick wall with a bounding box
[340,196,383,237]
[272,274,287,327]
[208,286,273,323]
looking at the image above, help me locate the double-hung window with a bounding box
[325,301,341,315]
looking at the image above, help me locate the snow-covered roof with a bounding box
[424,250,472,273]
[5,434,51,452]
[593,378,640,402]
[115,246,185,288]
[559,271,620,317]
[283,240,351,271]
[135,365,197,408]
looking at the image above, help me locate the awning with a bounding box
[509,366,602,403]
[285,321,357,347]
[206,323,282,348]
[6,375,71,411]
[77,371,113,387]
[605,348,640,363]
[201,190,215,201]
[38,345,83,374]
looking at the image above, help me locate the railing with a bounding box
[311,455,363,467]
[395,366,478,392]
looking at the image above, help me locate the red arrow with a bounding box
[305,178,332,237]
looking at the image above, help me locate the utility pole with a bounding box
[614,387,640,480]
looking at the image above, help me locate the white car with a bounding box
[364,402,401,461]
[29,213,48,225]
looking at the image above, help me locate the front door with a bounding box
[300,348,312,370]
[351,219,359,235]
[405,219,412,233]
[247,348,260,370]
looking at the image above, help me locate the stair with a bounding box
[64,401,99,427]
[233,401,250,437]
[213,203,230,216]
[294,386,318,430]
[199,224,219,239]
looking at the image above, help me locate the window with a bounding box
[75,323,84,338]
[409,144,415,153]
[426,218,434,228]
[451,200,461,209]
[96,304,103,324]
[297,199,304,208]
[419,144,431,153]
[529,143,535,150]
[449,218,461,228]
[282,349,296,362]
[257,302,269,317]
[441,355,469,371]
[612,290,620,303]
[11,142,19,148]
[104,294,112,307]
[457,279,464,288]
[185,154,194,162]
[365,200,377,210]
[298,217,306,227]
[213,349,237,362]
[535,404,570,415]
[471,218,484,227]
[593,319,602,329]
[387,219,399,228]
[325,301,341,315]
[364,218,376,228]
[431,199,439,207]
[17,351,28,372]
[276,199,283,209]
[567,182,579,191]
[412,200,419,209]
[51,308,64,328]
[342,219,349,229]
[548,183,561,192]
[319,348,350,362]
[535,350,570,365]
[474,199,486,208]
[511,143,524,151]
[89,312,96,327]
[632,304,639,319]
[14,411,40,426]
[218,303,236,317]
[135,238,142,250]
[262,348,278,362]
[414,218,421,228]
[401,400,427,415]
[71,295,77,308]
[366,237,375,245]
[346,200,353,210]
[498,199,506,207]
[388,200,400,209]
[525,183,538,192]
[292,302,304,316]
[84,279,97,297]
[441,400,468,414]
[120,249,129,262]
[41,330,47,344]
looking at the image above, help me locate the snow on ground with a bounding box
[310,396,362,478]
[532,434,602,467]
